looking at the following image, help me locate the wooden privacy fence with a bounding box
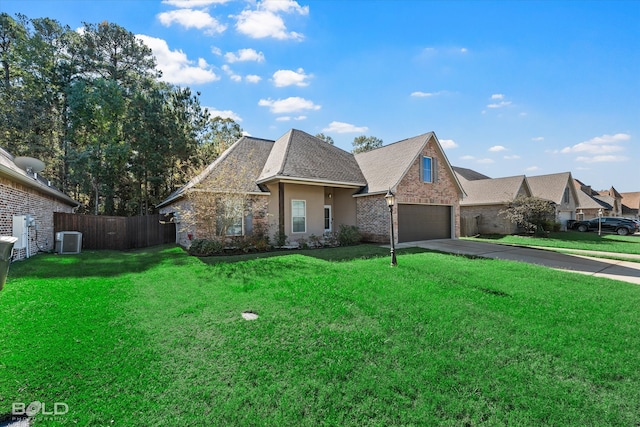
[54,213,176,250]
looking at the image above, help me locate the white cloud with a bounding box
[576,155,629,163]
[487,101,512,109]
[322,121,368,134]
[234,1,308,40]
[525,166,540,172]
[504,155,521,160]
[211,46,222,56]
[224,48,265,63]
[206,108,242,122]
[491,94,504,100]
[460,155,475,160]
[276,116,291,122]
[489,145,506,152]
[411,91,445,98]
[460,47,468,53]
[272,68,311,87]
[162,0,232,6]
[221,64,241,82]
[560,133,630,155]
[157,9,226,35]
[258,97,320,114]
[532,136,544,142]
[477,158,494,164]
[294,115,307,120]
[136,35,219,84]
[439,139,458,149]
[246,74,262,83]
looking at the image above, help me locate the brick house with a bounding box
[0,147,78,260]
[456,173,532,236]
[158,129,464,246]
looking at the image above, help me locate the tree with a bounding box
[499,196,556,236]
[314,133,334,145]
[352,135,382,154]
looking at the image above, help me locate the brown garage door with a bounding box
[398,204,451,242]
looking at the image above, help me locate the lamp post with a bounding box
[384,189,398,267]
[598,208,603,236]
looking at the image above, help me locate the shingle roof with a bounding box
[621,192,640,213]
[458,174,530,205]
[573,179,610,210]
[453,166,491,181]
[257,129,366,187]
[527,172,574,204]
[354,132,464,195]
[0,147,78,206]
[157,136,274,208]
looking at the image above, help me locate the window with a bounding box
[324,205,332,232]
[563,187,570,204]
[292,200,306,233]
[216,197,244,236]
[422,156,437,183]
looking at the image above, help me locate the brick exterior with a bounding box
[357,141,461,243]
[0,176,75,261]
[160,193,270,248]
[460,205,518,236]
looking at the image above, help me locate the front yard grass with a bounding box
[1,244,639,425]
[467,231,640,257]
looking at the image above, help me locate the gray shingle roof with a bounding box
[458,174,530,205]
[354,132,463,195]
[0,147,78,206]
[157,136,274,208]
[453,166,491,181]
[573,179,610,210]
[527,172,574,204]
[257,129,366,186]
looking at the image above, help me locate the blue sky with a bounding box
[3,0,639,192]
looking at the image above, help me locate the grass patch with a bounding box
[468,231,640,256]
[1,244,639,425]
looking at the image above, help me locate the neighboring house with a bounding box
[596,187,623,217]
[527,172,579,229]
[158,129,464,246]
[0,147,79,261]
[456,173,532,236]
[573,179,612,219]
[620,192,640,219]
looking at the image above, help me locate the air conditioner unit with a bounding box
[55,231,83,254]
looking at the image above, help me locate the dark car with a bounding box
[571,217,639,235]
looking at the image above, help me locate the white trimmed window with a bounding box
[292,200,306,233]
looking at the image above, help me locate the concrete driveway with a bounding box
[396,239,640,285]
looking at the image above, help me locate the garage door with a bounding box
[397,204,452,242]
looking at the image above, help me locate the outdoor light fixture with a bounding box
[384,189,398,267]
[597,208,603,236]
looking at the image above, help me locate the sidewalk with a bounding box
[394,239,640,285]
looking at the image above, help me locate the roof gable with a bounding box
[257,129,366,186]
[527,172,577,204]
[453,166,491,181]
[458,174,530,205]
[355,132,464,195]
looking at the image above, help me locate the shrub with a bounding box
[188,238,224,256]
[274,231,288,247]
[296,237,309,249]
[308,234,323,248]
[337,225,361,246]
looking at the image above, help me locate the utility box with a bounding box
[0,236,18,290]
[12,215,31,249]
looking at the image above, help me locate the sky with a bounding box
[3,0,639,192]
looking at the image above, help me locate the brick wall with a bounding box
[460,204,518,235]
[160,193,270,248]
[0,176,75,261]
[356,195,390,243]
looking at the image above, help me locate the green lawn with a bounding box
[1,244,639,425]
[466,231,640,257]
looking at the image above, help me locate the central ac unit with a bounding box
[55,231,83,254]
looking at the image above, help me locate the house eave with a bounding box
[0,165,79,207]
[257,175,366,188]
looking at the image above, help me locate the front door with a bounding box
[324,205,332,232]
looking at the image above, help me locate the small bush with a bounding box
[308,234,323,248]
[274,231,288,247]
[188,238,224,256]
[296,237,309,249]
[337,225,361,246]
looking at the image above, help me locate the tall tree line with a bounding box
[0,13,242,215]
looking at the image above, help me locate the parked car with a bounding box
[571,217,639,235]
